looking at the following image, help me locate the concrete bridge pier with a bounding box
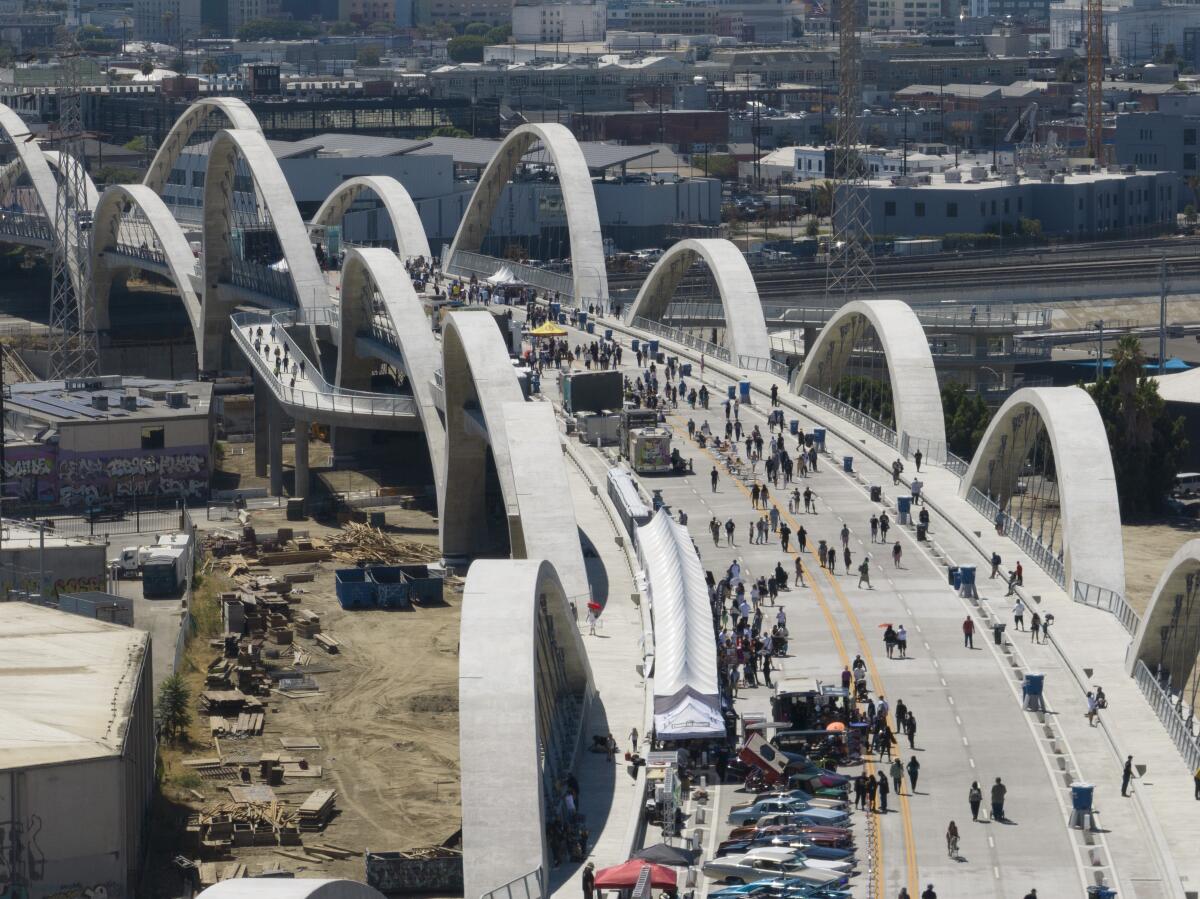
[294,418,310,506]
[268,398,284,497]
[254,378,269,478]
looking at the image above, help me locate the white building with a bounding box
[756,145,957,183]
[0,603,155,899]
[867,0,945,29]
[1050,0,1200,65]
[133,0,200,42]
[513,0,607,42]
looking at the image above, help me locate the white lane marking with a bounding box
[962,736,970,746]
[940,678,947,687]
[948,696,956,705]
[956,715,962,725]
[969,758,976,768]
[993,867,1000,880]
[988,836,995,848]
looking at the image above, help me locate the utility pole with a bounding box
[1086,0,1105,163]
[48,47,99,380]
[825,0,876,304]
[1159,254,1168,372]
[1094,318,1105,382]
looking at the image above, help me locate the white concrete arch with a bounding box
[1128,540,1200,679]
[143,96,261,194]
[624,238,771,360]
[0,150,98,212]
[311,175,432,262]
[201,128,327,371]
[0,103,62,221]
[460,558,593,899]
[795,299,946,452]
[42,150,99,211]
[446,123,608,303]
[440,310,589,602]
[337,246,446,487]
[91,184,203,357]
[961,386,1124,597]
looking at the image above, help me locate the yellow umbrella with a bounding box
[529,322,568,337]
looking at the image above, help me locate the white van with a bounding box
[1174,472,1200,494]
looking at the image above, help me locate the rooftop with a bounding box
[4,376,212,425]
[0,603,148,770]
[0,519,106,551]
[408,136,659,174]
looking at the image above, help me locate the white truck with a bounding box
[111,532,193,579]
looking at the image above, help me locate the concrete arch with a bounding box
[143,97,261,194]
[446,123,608,304]
[440,309,589,602]
[624,238,771,360]
[0,103,62,221]
[311,175,432,262]
[91,184,203,357]
[460,558,593,899]
[795,299,946,452]
[201,128,327,371]
[961,386,1123,597]
[42,150,99,211]
[0,150,98,212]
[337,246,445,487]
[1128,540,1200,680]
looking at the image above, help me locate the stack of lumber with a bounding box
[297,790,337,832]
[325,522,440,564]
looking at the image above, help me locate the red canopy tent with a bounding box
[593,860,678,890]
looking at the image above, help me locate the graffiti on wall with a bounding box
[0,813,45,899]
[2,449,56,503]
[55,447,209,508]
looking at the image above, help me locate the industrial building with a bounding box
[0,521,109,597]
[0,603,155,899]
[513,0,608,42]
[1,375,214,508]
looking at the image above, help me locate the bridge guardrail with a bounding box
[1072,580,1141,636]
[800,384,898,448]
[629,316,733,363]
[0,210,54,244]
[1134,659,1200,773]
[965,486,1065,585]
[448,249,576,299]
[232,257,298,305]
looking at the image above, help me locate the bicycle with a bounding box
[946,831,959,858]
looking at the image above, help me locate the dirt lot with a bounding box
[152,502,462,893]
[1122,518,1200,614]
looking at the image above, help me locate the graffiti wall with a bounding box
[55,444,210,508]
[2,445,57,503]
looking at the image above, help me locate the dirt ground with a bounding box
[1122,518,1200,614]
[153,501,462,892]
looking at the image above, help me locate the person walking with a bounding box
[990,551,1002,579]
[710,517,721,547]
[991,777,1007,821]
[711,466,719,492]
[963,615,975,648]
[877,771,890,813]
[1030,611,1042,642]
[582,863,595,899]
[890,758,904,794]
[907,755,921,793]
[780,523,791,553]
[904,713,917,748]
[1122,755,1134,797]
[870,514,879,543]
[866,771,878,811]
[946,821,959,858]
[1193,764,1200,799]
[898,889,910,899]
[921,886,937,899]
[1023,891,1038,899]
[896,625,908,659]
[854,773,868,809]
[858,558,872,589]
[1086,691,1099,726]
[1013,598,1026,630]
[892,541,903,568]
[968,781,983,821]
[880,512,890,542]
[841,523,850,550]
[761,651,773,688]
[914,449,923,472]
[725,518,735,546]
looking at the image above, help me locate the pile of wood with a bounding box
[201,690,264,717]
[297,789,337,832]
[210,711,265,737]
[326,522,440,565]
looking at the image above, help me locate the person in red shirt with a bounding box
[963,616,976,649]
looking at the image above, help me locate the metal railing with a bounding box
[232,257,298,305]
[737,353,792,379]
[0,210,54,244]
[448,249,575,299]
[109,242,170,270]
[480,866,545,899]
[1072,580,1141,636]
[897,432,968,475]
[231,309,417,419]
[800,384,898,447]
[965,486,1065,585]
[661,301,1054,332]
[1133,659,1200,773]
[629,315,732,363]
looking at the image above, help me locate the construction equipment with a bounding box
[1086,0,1106,163]
[48,46,99,379]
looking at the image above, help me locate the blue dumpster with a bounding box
[812,428,826,450]
[648,339,659,356]
[897,495,912,524]
[1023,673,1045,697]
[947,566,959,587]
[399,564,444,604]
[1087,887,1117,899]
[558,313,568,325]
[739,379,751,402]
[790,419,799,435]
[370,566,412,609]
[1071,783,1095,812]
[843,456,854,472]
[335,568,375,610]
[578,311,588,329]
[631,337,640,352]
[959,565,976,588]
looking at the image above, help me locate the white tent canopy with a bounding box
[486,266,521,286]
[638,509,724,740]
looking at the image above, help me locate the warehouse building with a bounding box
[0,603,155,899]
[0,520,108,597]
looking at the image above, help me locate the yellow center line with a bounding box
[660,411,889,899]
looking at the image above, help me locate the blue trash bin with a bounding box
[812,428,826,450]
[951,568,963,590]
[587,322,595,334]
[648,339,659,356]
[1087,887,1117,899]
[959,565,976,588]
[578,311,588,329]
[790,419,799,435]
[739,379,751,403]
[631,338,640,352]
[681,363,692,377]
[727,385,736,399]
[897,495,912,524]
[947,566,959,587]
[1071,783,1095,812]
[1023,673,1045,697]
[604,328,613,340]
[558,313,567,325]
[549,302,561,317]
[843,456,854,472]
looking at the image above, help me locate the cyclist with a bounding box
[946,821,960,858]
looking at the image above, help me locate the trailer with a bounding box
[142,547,188,598]
[607,467,653,542]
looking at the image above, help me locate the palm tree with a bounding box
[1110,335,1149,441]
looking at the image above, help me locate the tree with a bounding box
[202,58,220,75]
[368,21,396,34]
[237,18,318,40]
[485,24,511,43]
[464,21,490,35]
[124,135,149,151]
[94,166,141,185]
[156,673,191,741]
[699,153,737,180]
[447,35,488,62]
[356,45,382,66]
[1185,203,1197,225]
[430,125,471,138]
[805,216,819,237]
[140,60,155,76]
[1019,217,1043,240]
[1085,335,1189,519]
[327,20,358,34]
[169,55,188,73]
[941,382,993,458]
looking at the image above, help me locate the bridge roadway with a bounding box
[543,313,1192,899]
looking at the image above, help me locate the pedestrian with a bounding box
[877,770,890,813]
[1086,691,1099,726]
[867,771,878,810]
[1013,598,1026,630]
[780,523,791,553]
[1030,611,1042,642]
[907,755,921,792]
[710,517,721,547]
[582,863,595,899]
[890,758,904,794]
[968,781,983,821]
[870,514,879,542]
[892,541,902,568]
[711,466,719,492]
[914,449,923,472]
[854,773,868,809]
[990,551,1002,579]
[1122,755,1134,797]
[843,545,852,572]
[725,518,735,545]
[795,556,805,587]
[963,615,975,648]
[858,558,872,589]
[1023,891,1038,899]
[762,651,773,688]
[896,625,908,658]
[1194,764,1200,799]
[828,548,837,575]
[841,523,850,549]
[921,886,937,899]
[898,891,910,899]
[904,713,917,748]
[880,512,890,541]
[894,698,908,729]
[751,483,761,508]
[991,777,1007,821]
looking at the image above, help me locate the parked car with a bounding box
[702,847,852,887]
[84,503,125,523]
[755,808,851,827]
[729,799,848,826]
[717,837,856,863]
